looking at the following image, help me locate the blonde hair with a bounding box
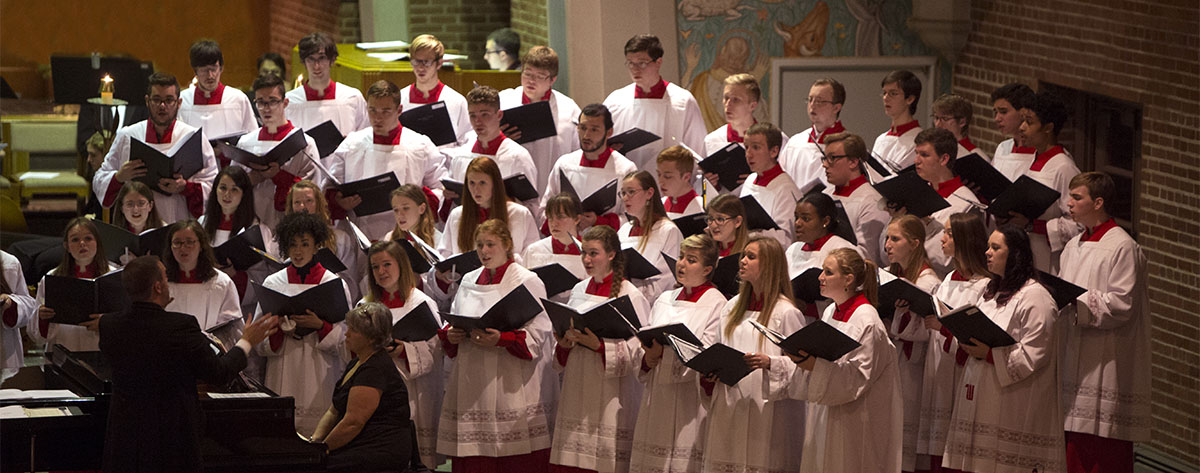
[724,237,793,343]
[285,180,337,250]
[827,247,879,306]
[410,34,445,59]
[679,233,719,281]
[887,215,931,282]
[623,171,668,252]
[723,73,761,102]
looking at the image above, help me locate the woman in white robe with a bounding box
[31,218,119,353]
[2,251,38,380]
[618,171,682,303]
[162,220,244,349]
[285,180,362,302]
[199,166,278,315]
[786,193,857,319]
[628,234,726,473]
[550,225,651,473]
[381,185,444,304]
[437,156,539,259]
[523,193,588,304]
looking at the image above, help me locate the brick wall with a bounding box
[338,1,361,44]
[952,0,1200,464]
[268,0,341,64]
[511,0,548,56]
[408,0,511,70]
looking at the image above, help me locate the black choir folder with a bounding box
[987,175,1061,222]
[1038,270,1087,310]
[790,267,824,305]
[937,305,1017,348]
[441,173,539,203]
[93,220,171,263]
[336,172,402,216]
[954,153,1011,202]
[872,171,951,218]
[749,319,860,362]
[532,263,582,297]
[672,212,707,239]
[130,130,205,194]
[500,100,557,144]
[698,143,750,191]
[213,224,269,271]
[636,322,702,348]
[217,130,308,168]
[667,335,753,386]
[559,174,618,216]
[739,195,780,231]
[543,296,641,339]
[43,272,131,325]
[208,131,246,150]
[607,128,659,153]
[400,101,457,146]
[253,278,349,325]
[304,120,345,158]
[441,285,541,333]
[712,253,741,298]
[391,303,441,342]
[622,248,661,281]
[434,251,482,276]
[396,236,440,274]
[876,271,938,317]
[832,201,858,246]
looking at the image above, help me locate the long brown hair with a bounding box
[365,240,418,302]
[457,157,510,253]
[948,212,989,279]
[390,185,436,246]
[55,217,111,277]
[827,247,879,306]
[581,225,625,297]
[162,220,218,282]
[112,181,164,231]
[285,180,338,250]
[203,166,256,237]
[887,215,931,282]
[623,170,668,251]
[724,236,793,342]
[705,193,748,253]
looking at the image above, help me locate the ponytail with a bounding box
[862,259,879,306]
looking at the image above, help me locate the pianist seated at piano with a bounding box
[310,302,419,472]
[98,255,281,473]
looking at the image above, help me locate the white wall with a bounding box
[564,0,680,106]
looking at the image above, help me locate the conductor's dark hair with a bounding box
[798,192,839,238]
[881,70,922,115]
[163,220,218,283]
[624,34,664,60]
[746,122,784,151]
[580,103,613,131]
[914,127,959,171]
[1029,91,1069,137]
[146,72,181,97]
[983,225,1038,307]
[203,166,256,239]
[122,255,163,302]
[251,73,287,98]
[487,28,521,57]
[990,82,1034,110]
[256,52,287,76]
[298,32,338,61]
[189,39,223,68]
[274,212,331,254]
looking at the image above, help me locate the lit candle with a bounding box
[100,74,114,105]
[294,73,304,90]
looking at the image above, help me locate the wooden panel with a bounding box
[290,44,520,95]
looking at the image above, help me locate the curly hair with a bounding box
[274,212,331,255]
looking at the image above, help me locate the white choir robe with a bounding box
[284,82,368,136]
[785,233,857,318]
[703,296,807,473]
[253,265,351,435]
[29,268,121,353]
[233,125,319,231]
[991,139,1036,183]
[703,126,790,197]
[371,289,446,468]
[400,82,471,147]
[329,225,365,303]
[662,192,703,221]
[550,279,652,472]
[328,127,447,240]
[94,121,218,223]
[445,135,541,217]
[926,178,983,276]
[499,88,582,192]
[618,219,683,303]
[1058,222,1152,442]
[520,236,587,305]
[603,82,707,170]
[178,84,258,139]
[740,166,802,248]
[942,280,1065,473]
[779,123,844,194]
[918,272,989,460]
[200,216,279,315]
[1,252,37,379]
[956,137,989,162]
[437,264,556,458]
[539,149,637,224]
[438,201,540,258]
[1024,146,1083,273]
[870,121,922,182]
[827,176,891,267]
[628,285,726,473]
[382,229,446,311]
[772,294,903,473]
[165,271,245,350]
[888,267,940,471]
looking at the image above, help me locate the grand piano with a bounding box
[1,344,326,472]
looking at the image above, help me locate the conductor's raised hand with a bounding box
[242,314,282,346]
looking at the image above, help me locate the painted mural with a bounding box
[677,0,937,130]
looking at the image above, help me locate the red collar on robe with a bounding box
[472,133,506,155]
[1082,218,1118,242]
[286,262,327,285]
[833,174,869,197]
[950,270,970,282]
[727,123,752,143]
[753,164,785,186]
[808,121,846,144]
[935,176,965,198]
[476,259,515,285]
[73,265,97,279]
[887,119,920,137]
[802,233,835,252]
[677,282,715,302]
[580,148,613,168]
[125,222,140,233]
[585,272,615,297]
[217,214,234,231]
[747,291,766,312]
[521,89,552,104]
[380,289,407,309]
[177,269,203,284]
[718,240,736,257]
[259,121,295,141]
[958,137,977,152]
[634,79,668,99]
[629,219,646,237]
[664,190,698,213]
[374,125,403,145]
[145,121,176,144]
[303,81,336,101]
[409,82,445,104]
[193,83,226,105]
[476,206,491,221]
[832,292,869,322]
[1012,144,1037,155]
[1029,145,1064,172]
[551,237,581,255]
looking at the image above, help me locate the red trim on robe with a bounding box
[833,174,869,197]
[579,148,613,168]
[145,121,177,144]
[551,238,581,255]
[958,137,977,152]
[676,282,715,302]
[471,133,507,156]
[1081,218,1118,242]
[1012,145,1037,155]
[258,121,295,141]
[303,81,336,101]
[286,262,327,285]
[935,176,965,199]
[593,213,621,231]
[584,273,614,297]
[325,188,347,221]
[1029,145,1065,172]
[373,125,403,145]
[272,169,300,212]
[726,125,746,144]
[718,240,735,258]
[183,182,205,218]
[193,83,226,105]
[663,190,698,213]
[475,259,514,285]
[832,292,869,322]
[521,89,552,104]
[634,79,668,99]
[807,121,845,144]
[753,164,785,187]
[496,329,532,359]
[408,82,444,104]
[801,233,834,252]
[886,119,920,137]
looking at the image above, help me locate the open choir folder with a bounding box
[441,285,541,333]
[93,220,172,263]
[954,153,1011,202]
[217,131,308,168]
[213,224,270,271]
[532,263,582,297]
[433,251,482,276]
[396,236,440,274]
[304,120,345,158]
[400,101,457,146]
[500,100,557,144]
[1037,270,1088,310]
[543,296,641,339]
[252,278,350,325]
[208,131,247,150]
[337,172,402,216]
[876,269,938,317]
[698,143,750,191]
[43,272,131,325]
[790,267,824,305]
[130,130,205,194]
[739,195,780,231]
[667,334,754,386]
[937,305,1017,348]
[636,322,702,348]
[749,319,860,361]
[621,248,661,281]
[832,201,858,245]
[391,303,441,342]
[986,175,1061,222]
[872,171,951,218]
[672,213,708,239]
[441,173,540,203]
[607,127,659,153]
[559,174,619,216]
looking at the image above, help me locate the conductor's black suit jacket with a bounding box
[98,301,247,473]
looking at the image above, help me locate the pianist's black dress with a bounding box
[326,351,414,471]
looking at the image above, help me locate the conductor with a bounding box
[99,255,280,472]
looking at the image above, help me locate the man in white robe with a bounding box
[540,104,637,233]
[739,123,800,248]
[498,46,581,192]
[177,39,257,168]
[931,93,989,161]
[442,86,538,220]
[779,78,847,194]
[284,33,368,137]
[989,83,1038,181]
[911,128,983,276]
[871,70,924,180]
[821,133,890,266]
[400,34,471,148]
